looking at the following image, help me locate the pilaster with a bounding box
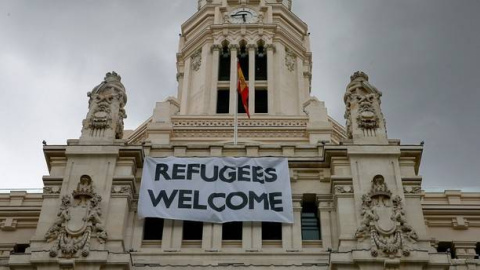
[248,44,256,115]
[210,44,221,115]
[229,45,239,115]
[266,44,275,114]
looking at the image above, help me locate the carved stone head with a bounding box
[80,72,127,142]
[344,71,387,144]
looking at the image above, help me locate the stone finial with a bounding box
[344,71,387,144]
[350,71,369,82]
[80,72,127,142]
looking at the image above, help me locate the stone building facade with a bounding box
[1,1,480,269]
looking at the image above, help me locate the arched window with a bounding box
[238,40,249,80]
[218,41,230,81]
[255,40,267,80]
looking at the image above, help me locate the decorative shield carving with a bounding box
[66,206,88,235]
[355,175,418,257]
[374,205,395,234]
[45,175,107,258]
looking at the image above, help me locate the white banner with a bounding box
[138,157,293,223]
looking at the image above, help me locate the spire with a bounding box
[344,71,388,144]
[80,72,127,143]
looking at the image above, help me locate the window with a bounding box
[216,89,230,113]
[255,44,267,80]
[237,91,248,114]
[301,200,321,240]
[222,222,243,240]
[437,242,456,259]
[238,42,249,80]
[475,243,480,259]
[218,45,230,81]
[262,222,282,240]
[255,89,268,113]
[183,220,203,240]
[12,244,29,254]
[143,218,164,240]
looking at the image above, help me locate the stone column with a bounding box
[161,219,182,251]
[332,184,356,251]
[202,223,222,251]
[282,195,302,251]
[248,44,256,115]
[243,222,261,251]
[229,45,239,115]
[266,44,275,114]
[209,44,221,114]
[107,185,134,252]
[317,195,333,249]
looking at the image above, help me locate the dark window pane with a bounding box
[475,243,480,259]
[13,244,29,254]
[143,218,164,240]
[217,89,230,114]
[255,89,268,113]
[255,47,267,80]
[222,222,243,240]
[183,220,203,240]
[301,201,321,240]
[239,47,249,80]
[218,47,230,81]
[262,222,282,240]
[437,242,456,259]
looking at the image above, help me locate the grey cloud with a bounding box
[0,0,478,190]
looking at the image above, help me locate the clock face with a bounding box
[229,7,258,24]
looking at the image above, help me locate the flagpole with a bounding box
[234,87,238,145]
[234,58,238,145]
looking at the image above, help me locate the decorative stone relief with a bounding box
[258,13,264,23]
[403,186,422,194]
[211,29,274,49]
[172,119,308,127]
[111,185,133,208]
[334,185,354,194]
[173,129,306,138]
[191,49,202,71]
[285,48,296,72]
[223,13,230,24]
[1,217,17,231]
[344,71,386,140]
[355,175,418,257]
[81,72,127,141]
[111,185,132,196]
[356,93,379,130]
[43,186,61,194]
[45,175,107,258]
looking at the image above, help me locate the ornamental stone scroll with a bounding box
[355,175,418,257]
[45,175,107,258]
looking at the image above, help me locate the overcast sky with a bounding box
[0,0,479,191]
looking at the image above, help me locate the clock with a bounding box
[229,7,258,24]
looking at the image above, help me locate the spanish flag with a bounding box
[237,61,250,118]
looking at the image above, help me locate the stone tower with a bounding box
[142,0,338,145]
